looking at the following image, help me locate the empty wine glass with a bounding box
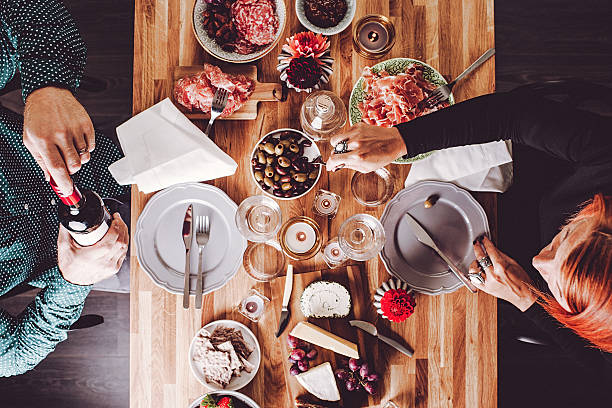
[235,195,282,242]
[338,214,385,261]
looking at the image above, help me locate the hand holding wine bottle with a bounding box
[57,212,129,286]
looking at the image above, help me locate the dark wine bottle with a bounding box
[50,178,112,246]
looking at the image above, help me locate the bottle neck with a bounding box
[49,177,83,208]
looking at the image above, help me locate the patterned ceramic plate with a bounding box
[192,0,286,63]
[348,58,454,163]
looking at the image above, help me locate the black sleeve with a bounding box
[523,302,610,379]
[395,92,612,166]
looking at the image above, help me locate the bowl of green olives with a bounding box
[250,129,322,200]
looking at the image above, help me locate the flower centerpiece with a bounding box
[277,31,334,92]
[373,278,416,322]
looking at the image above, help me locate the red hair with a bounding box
[538,194,612,352]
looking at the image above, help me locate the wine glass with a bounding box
[235,195,282,242]
[338,214,385,261]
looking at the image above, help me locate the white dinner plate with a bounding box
[189,320,261,392]
[135,183,247,295]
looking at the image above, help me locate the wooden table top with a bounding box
[130,0,497,407]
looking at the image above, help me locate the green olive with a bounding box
[264,177,274,188]
[265,166,274,178]
[280,139,291,148]
[257,151,266,164]
[309,170,318,180]
[281,182,293,191]
[293,173,307,183]
[274,144,284,155]
[254,171,264,182]
[289,143,299,153]
[274,173,280,182]
[263,142,276,155]
[266,156,275,165]
[278,156,291,168]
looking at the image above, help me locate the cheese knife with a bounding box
[275,264,294,338]
[182,204,194,309]
[349,320,413,357]
[404,213,478,293]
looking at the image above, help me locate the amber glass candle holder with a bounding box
[278,216,322,261]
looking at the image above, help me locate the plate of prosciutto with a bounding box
[349,58,454,163]
[193,0,286,63]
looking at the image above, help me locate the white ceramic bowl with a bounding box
[295,0,356,36]
[250,128,322,201]
[192,0,286,63]
[189,320,261,391]
[189,390,261,408]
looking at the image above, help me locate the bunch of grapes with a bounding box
[334,358,379,395]
[287,334,318,376]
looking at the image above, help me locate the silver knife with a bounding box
[182,204,193,309]
[404,213,477,293]
[350,320,413,357]
[275,264,294,338]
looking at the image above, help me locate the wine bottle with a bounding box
[50,178,112,246]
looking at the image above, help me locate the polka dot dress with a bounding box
[0,0,127,376]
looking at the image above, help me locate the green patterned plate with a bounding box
[348,58,454,164]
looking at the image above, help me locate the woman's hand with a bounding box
[325,123,407,173]
[470,236,537,312]
[23,87,95,194]
[57,213,129,286]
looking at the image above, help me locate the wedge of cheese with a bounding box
[296,362,341,401]
[290,322,359,359]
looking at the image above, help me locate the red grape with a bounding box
[288,356,297,364]
[289,364,300,376]
[348,358,361,372]
[335,369,350,380]
[363,381,377,395]
[290,348,306,361]
[287,335,299,349]
[306,349,318,360]
[366,373,380,382]
[297,360,309,372]
[359,363,370,378]
[345,378,358,391]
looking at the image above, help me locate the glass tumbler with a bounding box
[351,168,395,207]
[243,241,286,281]
[235,195,282,242]
[338,213,386,261]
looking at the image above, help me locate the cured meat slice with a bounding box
[174,63,255,116]
[231,0,278,46]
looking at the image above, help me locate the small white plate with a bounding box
[189,320,261,391]
[188,390,261,408]
[295,0,356,36]
[135,183,247,295]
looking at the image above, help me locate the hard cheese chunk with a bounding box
[296,362,341,401]
[290,322,359,359]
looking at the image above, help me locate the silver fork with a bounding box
[204,88,229,138]
[194,215,210,309]
[419,48,496,109]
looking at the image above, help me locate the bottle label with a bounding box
[69,207,112,247]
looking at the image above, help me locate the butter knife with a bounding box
[182,204,193,309]
[275,264,294,338]
[349,320,413,357]
[404,213,478,293]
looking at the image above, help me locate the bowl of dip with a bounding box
[296,0,356,36]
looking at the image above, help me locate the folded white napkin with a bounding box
[404,141,514,192]
[108,98,237,193]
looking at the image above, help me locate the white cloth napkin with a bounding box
[108,98,237,193]
[404,141,514,192]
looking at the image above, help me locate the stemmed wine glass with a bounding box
[338,214,386,261]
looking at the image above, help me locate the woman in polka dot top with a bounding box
[0,0,129,376]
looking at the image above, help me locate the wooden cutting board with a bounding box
[270,265,379,408]
[172,65,282,120]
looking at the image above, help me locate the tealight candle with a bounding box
[313,189,341,218]
[353,15,396,59]
[237,289,269,322]
[321,238,347,269]
[284,222,316,254]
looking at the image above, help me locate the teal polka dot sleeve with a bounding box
[0,0,86,100]
[0,104,127,374]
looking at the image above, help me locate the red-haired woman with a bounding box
[327,91,612,394]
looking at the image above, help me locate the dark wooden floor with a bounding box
[0,0,610,407]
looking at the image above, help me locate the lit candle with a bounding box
[284,222,316,254]
[238,289,269,322]
[358,21,389,52]
[321,238,347,269]
[313,189,341,218]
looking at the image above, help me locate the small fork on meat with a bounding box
[204,87,229,138]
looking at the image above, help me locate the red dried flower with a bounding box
[281,31,330,63]
[286,56,322,89]
[380,289,416,322]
